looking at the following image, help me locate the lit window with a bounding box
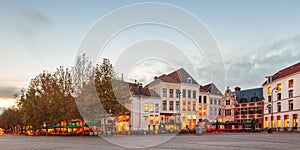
[150,103,154,112]
[193,101,196,111]
[198,106,202,115]
[277,83,282,91]
[144,103,149,112]
[182,101,186,111]
[188,101,191,111]
[268,87,272,94]
[289,79,294,88]
[155,115,159,123]
[203,105,207,115]
[150,115,154,123]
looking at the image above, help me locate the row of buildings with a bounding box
[110,62,300,133]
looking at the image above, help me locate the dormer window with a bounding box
[187,77,192,84]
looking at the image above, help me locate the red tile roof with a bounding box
[264,62,300,85]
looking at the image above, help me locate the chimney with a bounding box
[235,87,241,92]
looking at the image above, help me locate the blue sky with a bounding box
[1,0,300,108]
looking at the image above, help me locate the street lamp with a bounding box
[268,87,278,133]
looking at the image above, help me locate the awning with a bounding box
[245,120,252,124]
[85,120,101,126]
[65,125,82,128]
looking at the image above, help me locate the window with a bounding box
[162,101,167,110]
[214,107,217,115]
[199,96,202,103]
[277,102,281,112]
[289,79,294,88]
[155,104,159,113]
[277,93,281,100]
[193,101,196,111]
[268,96,271,102]
[268,87,272,94]
[203,105,207,115]
[150,115,154,123]
[188,101,191,111]
[144,103,149,112]
[209,107,213,115]
[203,96,207,103]
[182,101,186,111]
[226,100,230,105]
[176,89,180,98]
[169,101,174,111]
[187,77,192,84]
[225,109,231,116]
[267,104,271,114]
[210,99,213,104]
[277,83,282,91]
[150,103,154,113]
[169,89,174,98]
[289,100,293,110]
[188,90,191,98]
[162,88,167,97]
[218,108,221,115]
[182,89,186,98]
[155,115,159,123]
[214,99,217,105]
[176,101,180,110]
[251,96,258,102]
[198,106,202,115]
[193,91,196,99]
[218,100,221,105]
[289,90,293,98]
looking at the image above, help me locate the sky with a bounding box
[1,0,300,109]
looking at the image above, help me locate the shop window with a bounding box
[265,117,269,128]
[277,116,281,128]
[284,115,289,127]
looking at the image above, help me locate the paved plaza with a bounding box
[1,132,300,150]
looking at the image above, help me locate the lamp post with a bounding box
[268,87,278,133]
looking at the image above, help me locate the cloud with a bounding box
[0,84,20,99]
[225,35,300,90]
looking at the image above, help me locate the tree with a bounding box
[94,58,131,116]
[72,53,93,97]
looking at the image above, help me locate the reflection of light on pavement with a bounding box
[0,98,16,108]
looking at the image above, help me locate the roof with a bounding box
[263,62,300,85]
[200,83,223,96]
[235,88,263,103]
[128,82,160,97]
[152,68,199,85]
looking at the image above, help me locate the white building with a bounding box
[199,83,223,122]
[147,68,199,131]
[129,83,161,133]
[263,62,300,131]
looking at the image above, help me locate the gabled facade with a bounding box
[263,62,300,131]
[147,68,199,131]
[221,87,238,122]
